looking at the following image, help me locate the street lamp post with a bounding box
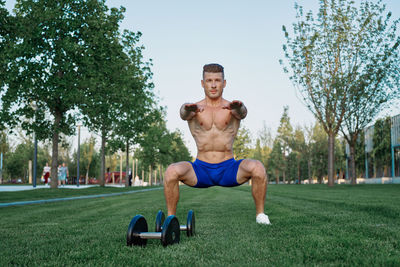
[77,125,81,187]
[33,132,37,188]
[31,102,38,188]
[0,152,3,184]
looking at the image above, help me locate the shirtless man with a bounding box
[164,63,270,224]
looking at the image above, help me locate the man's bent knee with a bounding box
[250,160,267,181]
[164,162,196,186]
[164,164,180,184]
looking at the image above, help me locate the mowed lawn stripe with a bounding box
[0,185,399,266]
[0,186,163,203]
[0,187,163,207]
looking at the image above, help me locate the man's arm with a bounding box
[180,103,203,121]
[223,100,247,120]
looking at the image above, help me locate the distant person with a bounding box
[163,63,271,225]
[57,164,62,186]
[58,163,69,186]
[128,168,132,186]
[42,162,51,186]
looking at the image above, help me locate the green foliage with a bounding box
[277,106,293,152]
[355,131,366,177]
[0,130,10,155]
[311,122,328,182]
[136,112,192,170]
[281,0,400,185]
[76,6,157,186]
[69,136,100,180]
[2,0,132,187]
[4,141,33,181]
[372,117,392,176]
[233,125,252,159]
[334,137,346,177]
[0,1,17,130]
[288,125,309,182]
[268,139,284,183]
[275,106,293,181]
[251,122,272,172]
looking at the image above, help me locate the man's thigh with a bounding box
[236,159,258,184]
[171,161,198,187]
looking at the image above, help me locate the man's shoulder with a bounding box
[221,98,230,106]
[181,99,204,106]
[196,99,205,105]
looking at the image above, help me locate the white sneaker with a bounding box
[256,213,271,225]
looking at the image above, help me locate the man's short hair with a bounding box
[203,63,224,79]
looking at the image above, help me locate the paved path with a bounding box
[0,187,163,208]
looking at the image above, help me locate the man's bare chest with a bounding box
[194,108,232,131]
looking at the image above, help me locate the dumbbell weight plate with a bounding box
[161,215,180,247]
[155,210,165,232]
[186,210,195,237]
[127,215,148,246]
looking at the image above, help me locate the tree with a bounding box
[372,117,391,177]
[290,126,307,184]
[336,1,400,184]
[78,4,131,187]
[2,0,122,188]
[252,139,263,163]
[310,122,328,183]
[108,30,157,187]
[0,130,11,182]
[166,130,192,164]
[252,121,274,173]
[5,141,33,182]
[281,0,400,186]
[135,114,191,183]
[268,139,284,184]
[276,106,293,183]
[0,1,17,130]
[355,131,365,177]
[233,125,252,159]
[334,137,346,180]
[303,124,314,183]
[81,136,97,183]
[0,130,10,156]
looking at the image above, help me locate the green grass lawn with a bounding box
[1,184,399,266]
[0,186,161,203]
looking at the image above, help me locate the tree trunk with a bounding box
[282,170,286,184]
[349,144,357,185]
[85,158,93,185]
[327,132,335,187]
[297,163,301,184]
[149,165,152,186]
[100,130,106,187]
[125,141,129,187]
[308,159,312,184]
[85,169,89,185]
[275,169,279,184]
[50,111,62,189]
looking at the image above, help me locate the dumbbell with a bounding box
[155,210,195,237]
[126,214,180,247]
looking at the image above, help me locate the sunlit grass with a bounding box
[1,184,399,266]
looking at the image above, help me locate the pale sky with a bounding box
[5,0,400,156]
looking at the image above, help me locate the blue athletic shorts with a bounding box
[189,158,244,188]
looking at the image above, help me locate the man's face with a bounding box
[201,72,226,99]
